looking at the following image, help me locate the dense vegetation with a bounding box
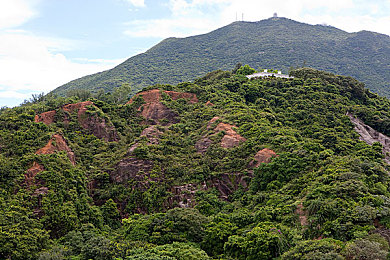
[2,67,390,259]
[52,17,390,98]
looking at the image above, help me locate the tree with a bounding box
[236,64,256,76]
[224,222,290,259]
[112,83,132,104]
[0,198,49,260]
[101,199,121,229]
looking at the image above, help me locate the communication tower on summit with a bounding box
[273,12,278,18]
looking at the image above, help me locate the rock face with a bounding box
[34,110,56,125]
[140,125,163,145]
[164,90,198,103]
[206,173,251,200]
[126,89,198,125]
[36,134,76,165]
[347,112,390,163]
[169,172,251,208]
[248,148,277,168]
[196,117,246,153]
[111,157,154,184]
[169,183,202,208]
[25,162,45,186]
[25,134,75,186]
[35,101,119,142]
[207,116,220,129]
[195,137,213,153]
[215,122,246,148]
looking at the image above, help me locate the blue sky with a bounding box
[1,0,390,107]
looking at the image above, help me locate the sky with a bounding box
[1,0,390,107]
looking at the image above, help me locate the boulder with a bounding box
[215,122,246,148]
[127,89,198,125]
[248,148,277,168]
[35,101,119,142]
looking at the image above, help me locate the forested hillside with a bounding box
[3,68,390,259]
[52,17,390,98]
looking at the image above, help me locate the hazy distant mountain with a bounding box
[51,17,390,97]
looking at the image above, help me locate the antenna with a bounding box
[236,12,237,21]
[242,13,244,21]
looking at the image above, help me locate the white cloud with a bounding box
[0,0,38,29]
[0,31,123,107]
[0,90,29,99]
[126,0,145,7]
[0,0,124,107]
[124,0,390,38]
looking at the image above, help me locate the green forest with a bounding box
[53,17,390,99]
[2,67,390,259]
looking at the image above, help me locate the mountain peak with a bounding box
[51,17,390,98]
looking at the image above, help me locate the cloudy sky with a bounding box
[1,0,390,107]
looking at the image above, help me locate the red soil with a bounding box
[34,110,56,125]
[127,89,198,125]
[25,134,76,186]
[215,122,246,148]
[249,148,277,168]
[36,134,76,165]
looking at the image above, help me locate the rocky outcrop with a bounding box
[34,110,56,125]
[127,89,198,105]
[169,183,203,208]
[140,125,163,145]
[25,134,75,186]
[206,173,251,200]
[164,90,198,103]
[25,162,45,186]
[126,89,198,125]
[111,157,154,184]
[248,148,277,168]
[79,112,119,142]
[169,173,252,208]
[196,117,246,153]
[63,101,119,142]
[36,134,76,165]
[142,102,178,126]
[215,122,246,148]
[35,101,119,142]
[347,112,390,163]
[195,137,213,153]
[62,101,93,115]
[207,116,220,129]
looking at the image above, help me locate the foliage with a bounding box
[52,18,390,99]
[2,68,390,258]
[236,64,256,76]
[281,239,344,259]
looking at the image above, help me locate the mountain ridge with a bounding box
[51,17,390,98]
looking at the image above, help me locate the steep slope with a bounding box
[52,17,390,97]
[4,68,390,259]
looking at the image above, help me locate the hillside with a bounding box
[3,68,390,259]
[52,17,390,98]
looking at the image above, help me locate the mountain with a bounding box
[3,68,390,259]
[52,17,390,98]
